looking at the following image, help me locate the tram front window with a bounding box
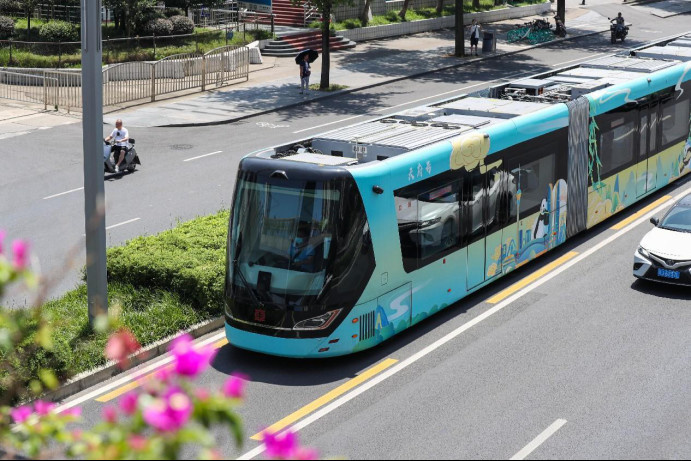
[230,178,339,309]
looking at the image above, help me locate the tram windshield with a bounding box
[231,178,339,297]
[226,159,376,334]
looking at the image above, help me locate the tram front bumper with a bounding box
[225,323,353,358]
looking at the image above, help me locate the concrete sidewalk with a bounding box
[104,5,611,128]
[0,2,612,133]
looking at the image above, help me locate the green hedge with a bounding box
[2,210,230,397]
[106,211,229,315]
[0,15,13,38]
[38,20,79,42]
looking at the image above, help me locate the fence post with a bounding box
[151,63,156,102]
[201,55,206,92]
[43,71,47,110]
[8,39,12,65]
[153,33,156,60]
[271,15,274,35]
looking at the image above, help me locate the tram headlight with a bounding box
[293,309,342,331]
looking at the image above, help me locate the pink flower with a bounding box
[170,334,217,378]
[61,407,82,418]
[11,240,29,270]
[222,373,249,399]
[34,400,55,416]
[10,406,32,424]
[120,392,138,416]
[102,406,118,424]
[0,229,5,255]
[263,431,297,459]
[262,430,318,460]
[142,388,192,432]
[128,435,148,451]
[195,388,211,401]
[155,366,174,383]
[105,329,141,369]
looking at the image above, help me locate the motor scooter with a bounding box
[104,139,141,174]
[609,18,630,43]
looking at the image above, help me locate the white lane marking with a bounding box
[82,218,141,236]
[550,52,608,67]
[106,218,141,230]
[237,185,689,460]
[293,114,366,134]
[54,332,226,414]
[510,419,568,460]
[183,151,223,162]
[43,187,84,200]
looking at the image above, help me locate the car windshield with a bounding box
[659,205,691,233]
[229,176,340,303]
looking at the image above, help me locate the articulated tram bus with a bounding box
[224,35,691,357]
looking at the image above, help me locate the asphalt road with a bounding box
[3,4,691,459]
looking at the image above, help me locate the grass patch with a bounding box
[2,211,230,395]
[309,83,349,92]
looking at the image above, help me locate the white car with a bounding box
[634,193,691,286]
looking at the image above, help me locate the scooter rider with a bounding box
[104,119,129,173]
[611,12,625,34]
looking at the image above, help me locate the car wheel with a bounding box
[441,220,455,249]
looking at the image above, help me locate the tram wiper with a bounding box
[316,274,333,302]
[232,259,263,308]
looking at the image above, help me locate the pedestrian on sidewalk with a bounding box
[299,54,311,95]
[469,19,482,57]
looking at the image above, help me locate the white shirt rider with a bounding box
[109,127,129,147]
[104,119,130,173]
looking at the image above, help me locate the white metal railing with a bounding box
[0,70,57,110]
[304,2,321,26]
[0,46,250,112]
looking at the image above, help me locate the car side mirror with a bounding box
[650,217,659,226]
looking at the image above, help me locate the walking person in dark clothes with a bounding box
[299,54,311,95]
[469,19,482,56]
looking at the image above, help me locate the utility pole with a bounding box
[81,0,108,328]
[557,0,566,25]
[455,0,465,57]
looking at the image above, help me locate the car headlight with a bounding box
[293,309,342,331]
[637,246,651,259]
[419,217,442,228]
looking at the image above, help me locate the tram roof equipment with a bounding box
[264,33,691,165]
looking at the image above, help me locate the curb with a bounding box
[157,28,609,128]
[45,316,224,403]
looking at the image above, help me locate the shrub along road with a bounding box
[1,6,690,457]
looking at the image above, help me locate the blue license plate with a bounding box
[657,268,680,280]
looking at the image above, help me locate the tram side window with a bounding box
[661,96,691,148]
[514,153,556,218]
[395,173,462,273]
[598,114,636,179]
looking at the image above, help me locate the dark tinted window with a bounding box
[661,96,691,148]
[599,115,636,178]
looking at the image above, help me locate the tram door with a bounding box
[636,102,659,197]
[465,160,507,290]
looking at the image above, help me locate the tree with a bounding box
[454,0,464,57]
[399,0,411,20]
[291,0,348,90]
[165,0,224,16]
[21,0,40,33]
[360,0,373,25]
[435,0,444,15]
[472,0,480,10]
[557,0,565,25]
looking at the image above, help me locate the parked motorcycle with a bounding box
[609,18,629,44]
[103,139,141,174]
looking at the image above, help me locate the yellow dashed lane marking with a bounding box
[250,358,398,441]
[486,251,579,304]
[611,195,672,230]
